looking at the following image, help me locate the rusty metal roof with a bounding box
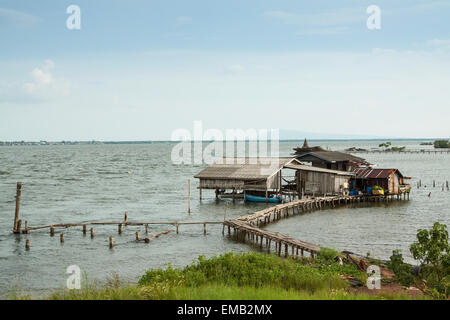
[355,168,403,179]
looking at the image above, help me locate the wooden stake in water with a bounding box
[60,233,65,243]
[109,236,114,249]
[90,228,95,239]
[16,220,22,234]
[25,239,30,250]
[188,179,191,214]
[13,182,22,233]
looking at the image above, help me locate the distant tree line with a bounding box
[434,140,450,149]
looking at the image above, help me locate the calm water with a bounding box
[0,140,449,296]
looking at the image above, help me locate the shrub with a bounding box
[434,140,450,148]
[139,252,348,292]
[389,222,449,299]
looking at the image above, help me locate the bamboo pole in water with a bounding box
[13,182,22,233]
[188,179,191,214]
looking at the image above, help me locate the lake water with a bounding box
[0,140,449,296]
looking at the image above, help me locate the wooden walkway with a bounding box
[223,194,409,258]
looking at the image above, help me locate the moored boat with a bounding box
[245,194,281,203]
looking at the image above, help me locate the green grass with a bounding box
[12,251,428,300]
[47,283,428,300]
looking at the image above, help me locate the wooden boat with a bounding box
[245,194,281,203]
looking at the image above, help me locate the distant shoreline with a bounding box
[0,138,445,147]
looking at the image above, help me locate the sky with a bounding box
[1,0,450,140]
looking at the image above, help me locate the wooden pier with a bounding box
[11,182,411,257]
[223,194,410,258]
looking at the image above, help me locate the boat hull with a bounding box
[245,194,281,203]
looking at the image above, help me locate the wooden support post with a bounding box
[199,187,202,201]
[188,179,191,214]
[82,224,87,235]
[136,232,140,241]
[284,243,288,257]
[265,187,268,203]
[124,212,128,223]
[50,226,55,236]
[90,228,95,238]
[118,223,122,234]
[176,223,179,234]
[109,236,114,249]
[16,220,22,234]
[23,220,29,234]
[25,239,30,250]
[222,224,225,235]
[13,182,22,233]
[60,233,65,243]
[203,223,206,235]
[145,224,149,234]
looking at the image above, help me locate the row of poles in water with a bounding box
[416,180,449,196]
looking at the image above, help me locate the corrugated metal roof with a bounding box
[296,151,367,163]
[284,163,355,176]
[194,158,295,180]
[194,158,355,180]
[355,168,403,179]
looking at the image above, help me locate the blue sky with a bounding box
[1,0,450,140]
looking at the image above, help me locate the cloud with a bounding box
[263,8,364,27]
[227,64,245,73]
[176,16,193,25]
[412,1,450,11]
[297,27,349,35]
[23,60,56,94]
[0,8,40,28]
[0,60,71,103]
[426,39,450,49]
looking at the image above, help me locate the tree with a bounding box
[379,141,392,149]
[389,222,449,299]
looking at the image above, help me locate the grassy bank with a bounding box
[17,250,429,300]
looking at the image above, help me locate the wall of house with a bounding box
[297,171,351,195]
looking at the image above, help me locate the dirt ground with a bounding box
[350,266,424,298]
